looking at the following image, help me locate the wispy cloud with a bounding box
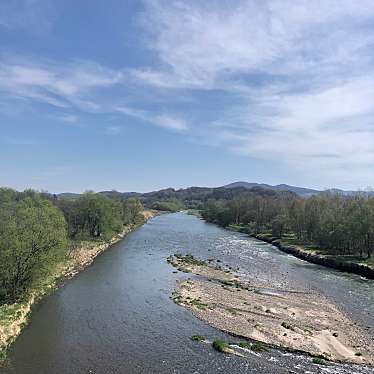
[2,0,374,187]
[134,0,374,185]
[115,106,188,132]
[0,55,189,134]
[137,0,374,88]
[0,56,124,110]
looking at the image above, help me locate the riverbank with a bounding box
[168,254,374,366]
[0,210,157,362]
[228,225,374,279]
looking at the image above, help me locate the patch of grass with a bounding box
[312,357,327,365]
[172,294,183,304]
[189,298,208,310]
[237,341,268,352]
[237,342,251,349]
[174,254,207,266]
[311,353,329,365]
[191,334,206,342]
[212,339,230,353]
[250,342,268,352]
[0,348,7,364]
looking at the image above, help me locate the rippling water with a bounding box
[1,213,373,374]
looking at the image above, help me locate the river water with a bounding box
[2,213,373,374]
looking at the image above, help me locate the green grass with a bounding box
[238,341,268,352]
[311,353,329,365]
[312,357,327,365]
[0,348,7,363]
[250,342,268,352]
[174,254,207,266]
[191,334,206,342]
[237,342,252,349]
[0,304,22,323]
[212,339,230,353]
[189,298,208,310]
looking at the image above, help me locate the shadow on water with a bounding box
[1,213,373,374]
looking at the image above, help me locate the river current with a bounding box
[2,213,373,374]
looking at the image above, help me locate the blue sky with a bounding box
[1,0,374,193]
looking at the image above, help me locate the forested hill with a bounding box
[57,181,371,206]
[56,182,372,214]
[223,182,320,196]
[56,186,296,212]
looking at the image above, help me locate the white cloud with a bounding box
[137,0,374,88]
[135,0,374,186]
[0,57,124,110]
[115,105,188,132]
[2,0,374,186]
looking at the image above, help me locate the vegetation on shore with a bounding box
[201,192,374,269]
[150,199,184,212]
[0,187,145,361]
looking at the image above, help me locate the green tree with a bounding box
[0,195,67,303]
[122,198,144,225]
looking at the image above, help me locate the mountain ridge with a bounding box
[223,181,320,196]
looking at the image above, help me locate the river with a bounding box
[2,213,373,373]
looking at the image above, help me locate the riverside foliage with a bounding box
[201,191,374,259]
[0,188,144,304]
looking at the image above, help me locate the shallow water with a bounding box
[1,213,373,373]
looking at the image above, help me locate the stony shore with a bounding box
[0,210,158,361]
[168,254,374,366]
[228,225,374,279]
[253,233,374,280]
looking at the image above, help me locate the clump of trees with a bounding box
[0,188,144,304]
[151,199,184,212]
[202,191,374,259]
[56,193,144,240]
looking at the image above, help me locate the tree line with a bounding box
[0,188,144,304]
[201,191,374,259]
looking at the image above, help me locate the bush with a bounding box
[191,335,205,342]
[212,339,230,353]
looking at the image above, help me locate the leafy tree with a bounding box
[0,195,67,303]
[151,199,184,212]
[122,198,144,225]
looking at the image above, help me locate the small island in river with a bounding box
[168,254,374,366]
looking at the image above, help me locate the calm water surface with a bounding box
[2,213,373,374]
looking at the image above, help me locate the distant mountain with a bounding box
[56,183,373,202]
[223,181,320,196]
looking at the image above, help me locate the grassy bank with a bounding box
[228,224,374,279]
[0,211,157,363]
